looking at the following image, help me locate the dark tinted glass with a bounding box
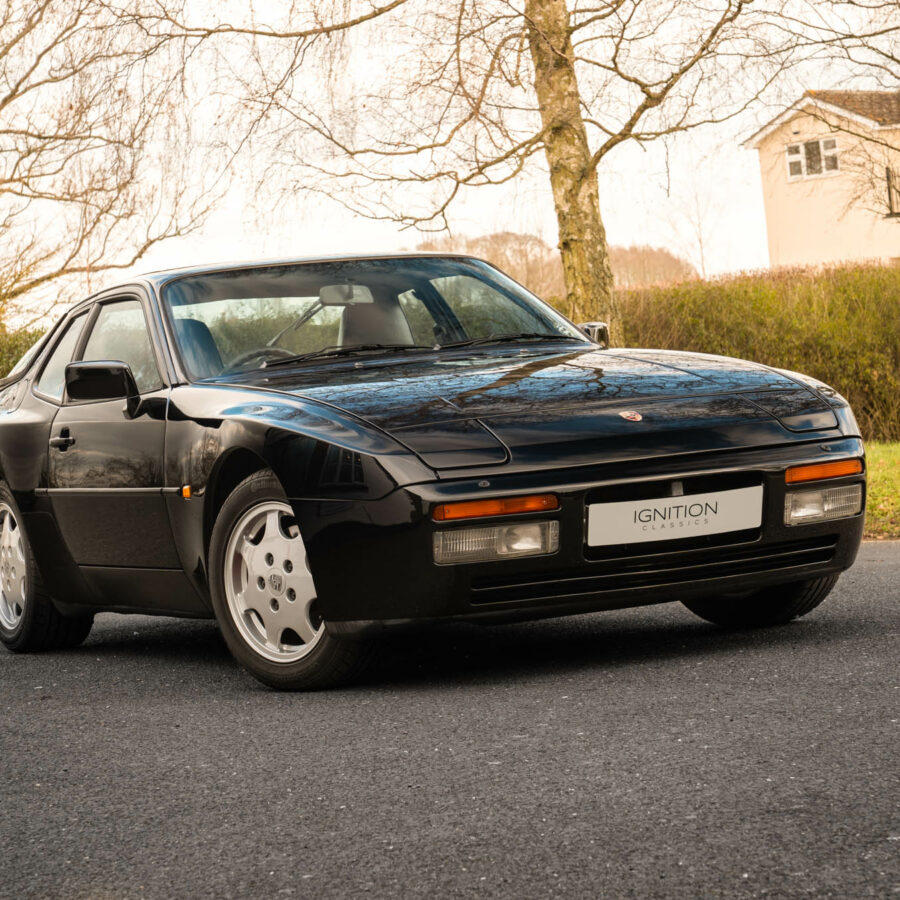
[804,140,823,175]
[35,314,87,401]
[82,300,161,394]
[163,257,586,378]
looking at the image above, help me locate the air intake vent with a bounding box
[470,535,838,605]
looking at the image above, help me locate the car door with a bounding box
[47,295,181,571]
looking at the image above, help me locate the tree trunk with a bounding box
[525,0,614,325]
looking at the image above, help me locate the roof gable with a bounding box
[743,90,900,149]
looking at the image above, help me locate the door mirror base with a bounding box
[578,321,610,349]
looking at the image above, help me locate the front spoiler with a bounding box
[327,518,862,637]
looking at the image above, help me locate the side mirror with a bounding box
[578,321,610,349]
[65,361,140,417]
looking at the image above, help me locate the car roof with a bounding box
[47,251,492,323]
[138,251,481,288]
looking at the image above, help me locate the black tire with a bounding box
[208,469,375,690]
[0,481,93,653]
[682,575,839,628]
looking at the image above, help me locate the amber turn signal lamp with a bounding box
[785,458,863,484]
[181,485,192,499]
[432,493,559,522]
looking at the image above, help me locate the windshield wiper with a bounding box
[259,333,577,370]
[265,301,323,347]
[261,343,435,369]
[438,332,579,349]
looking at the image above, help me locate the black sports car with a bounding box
[0,255,865,688]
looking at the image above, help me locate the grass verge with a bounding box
[866,443,900,540]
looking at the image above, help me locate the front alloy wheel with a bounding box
[682,575,839,628]
[223,499,325,663]
[209,470,374,690]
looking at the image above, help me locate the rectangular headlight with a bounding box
[433,520,559,565]
[784,484,863,526]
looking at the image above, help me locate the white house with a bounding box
[744,90,900,268]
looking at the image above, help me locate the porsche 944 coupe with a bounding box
[0,255,865,688]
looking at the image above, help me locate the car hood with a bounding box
[241,348,839,470]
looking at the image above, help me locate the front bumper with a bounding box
[295,437,865,635]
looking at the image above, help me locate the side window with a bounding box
[81,300,162,394]
[35,314,87,402]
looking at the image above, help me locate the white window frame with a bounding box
[785,138,840,181]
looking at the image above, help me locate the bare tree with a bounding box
[149,0,801,322]
[797,1,900,89]
[609,245,697,287]
[0,0,218,320]
[417,232,566,302]
[658,148,729,279]
[776,3,900,215]
[11,0,894,328]
[829,118,900,219]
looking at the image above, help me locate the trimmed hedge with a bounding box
[0,328,44,377]
[613,264,900,442]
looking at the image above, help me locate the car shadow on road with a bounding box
[83,616,234,668]
[358,603,884,688]
[73,597,873,693]
[362,606,862,690]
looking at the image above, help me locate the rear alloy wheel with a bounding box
[209,470,374,689]
[0,483,93,653]
[0,502,27,633]
[682,575,839,628]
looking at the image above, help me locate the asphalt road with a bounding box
[2,543,898,900]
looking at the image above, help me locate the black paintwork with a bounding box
[0,255,865,632]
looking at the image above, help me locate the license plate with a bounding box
[586,485,763,547]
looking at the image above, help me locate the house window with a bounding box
[888,167,900,217]
[786,139,839,180]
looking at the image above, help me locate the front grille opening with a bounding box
[470,535,838,606]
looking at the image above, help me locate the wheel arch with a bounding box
[202,447,273,563]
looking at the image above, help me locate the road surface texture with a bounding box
[1,542,898,899]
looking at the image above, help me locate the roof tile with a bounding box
[805,89,900,125]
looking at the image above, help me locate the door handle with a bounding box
[49,428,75,451]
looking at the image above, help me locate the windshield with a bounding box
[161,257,588,379]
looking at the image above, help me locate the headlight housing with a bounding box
[433,520,559,565]
[784,484,863,525]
